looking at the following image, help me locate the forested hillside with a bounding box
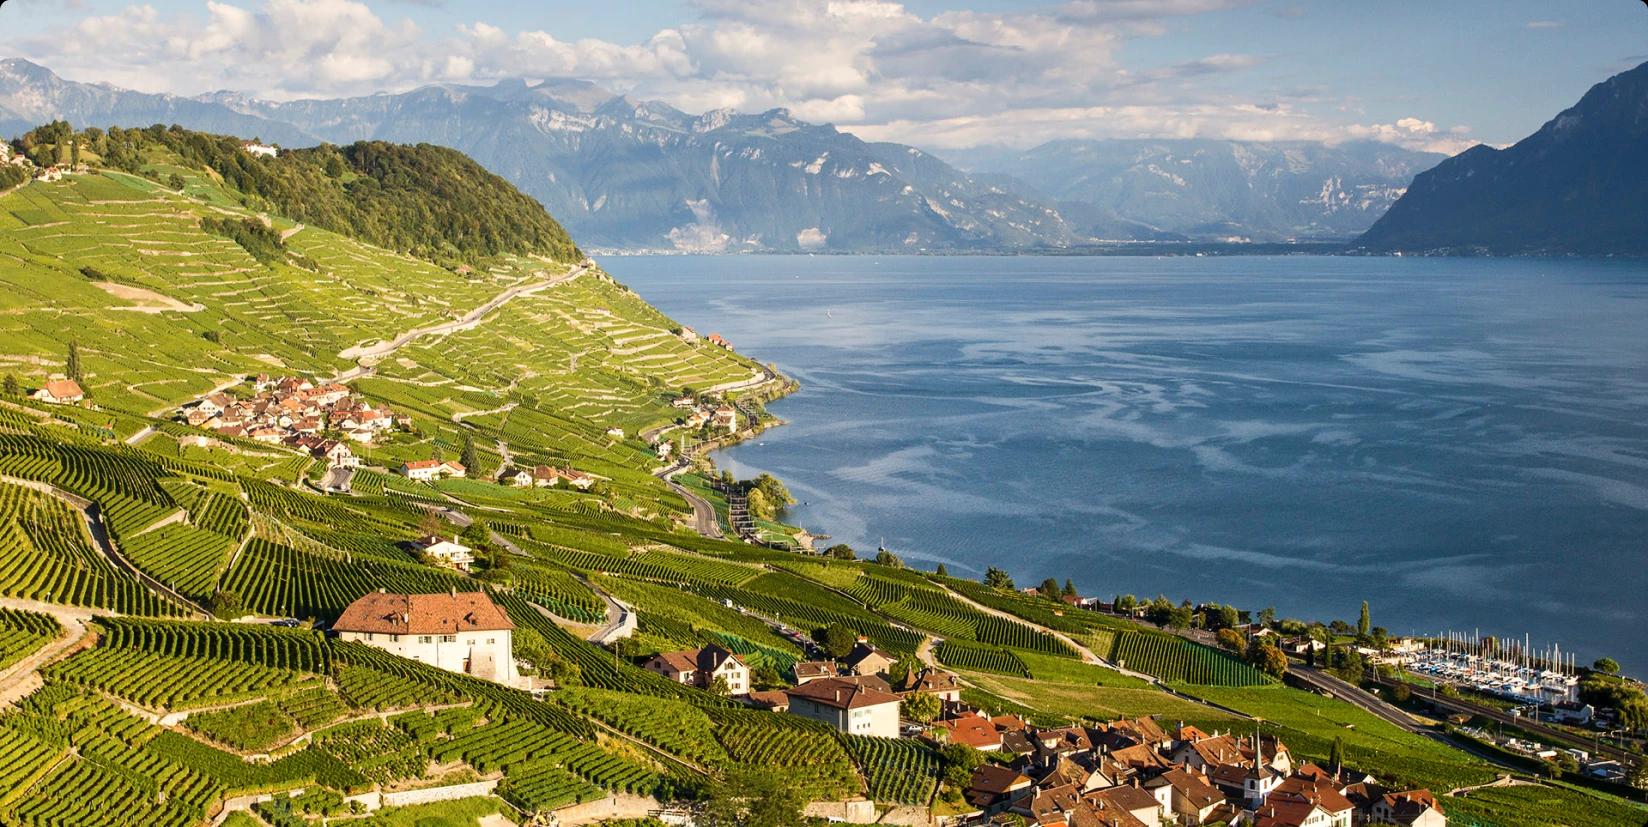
[18,121,580,265]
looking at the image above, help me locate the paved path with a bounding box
[124,425,155,446]
[330,261,589,383]
[658,462,723,539]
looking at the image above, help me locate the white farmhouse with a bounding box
[415,535,475,572]
[332,590,516,684]
[786,676,901,738]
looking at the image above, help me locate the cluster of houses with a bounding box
[644,637,953,740]
[31,378,86,405]
[496,464,596,490]
[957,719,1447,827]
[181,375,408,465]
[670,393,739,435]
[322,589,1451,826]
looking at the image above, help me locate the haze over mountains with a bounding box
[1,57,1445,252]
[1357,60,1648,256]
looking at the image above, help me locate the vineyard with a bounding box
[844,735,942,805]
[706,707,860,798]
[0,482,179,616]
[0,608,60,670]
[935,640,1031,677]
[556,687,729,766]
[1107,632,1272,687]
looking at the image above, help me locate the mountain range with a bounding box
[1356,60,1648,256]
[952,139,1442,243]
[1,58,1445,251]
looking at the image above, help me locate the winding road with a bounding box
[658,461,724,539]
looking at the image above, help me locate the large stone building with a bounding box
[332,590,516,684]
[786,676,901,738]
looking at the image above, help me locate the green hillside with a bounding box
[0,126,1636,827]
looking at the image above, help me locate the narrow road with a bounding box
[330,261,589,383]
[124,425,155,446]
[658,462,723,539]
[915,636,939,669]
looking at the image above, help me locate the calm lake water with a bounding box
[614,255,1648,674]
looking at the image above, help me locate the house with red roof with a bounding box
[332,589,516,684]
[32,378,84,405]
[787,676,901,738]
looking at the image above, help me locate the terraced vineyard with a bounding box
[0,608,60,670]
[1107,631,1272,687]
[935,639,1031,677]
[844,735,942,805]
[0,481,180,616]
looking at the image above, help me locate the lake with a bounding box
[613,254,1648,674]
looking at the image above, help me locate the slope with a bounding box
[1356,60,1648,255]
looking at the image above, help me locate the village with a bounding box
[179,374,409,466]
[321,583,1450,827]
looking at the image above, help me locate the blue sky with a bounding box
[2,0,1645,153]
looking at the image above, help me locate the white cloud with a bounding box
[1525,20,1564,30]
[3,0,1475,153]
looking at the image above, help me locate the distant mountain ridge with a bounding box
[2,58,1445,251]
[1356,60,1648,255]
[951,139,1443,242]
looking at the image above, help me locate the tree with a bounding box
[1,374,17,397]
[1389,681,1412,704]
[935,562,948,577]
[1038,578,1060,598]
[816,623,858,660]
[1358,601,1371,638]
[66,340,83,383]
[709,674,731,697]
[823,544,856,561]
[167,173,186,191]
[984,567,1015,590]
[460,520,490,548]
[1115,594,1137,612]
[902,692,941,724]
[1216,628,1246,652]
[939,743,985,791]
[1062,579,1077,599]
[1594,657,1621,675]
[1258,606,1276,628]
[1249,643,1288,678]
[417,509,444,538]
[1213,605,1241,631]
[459,433,481,476]
[874,549,903,568]
[70,137,80,166]
[1328,736,1344,772]
[746,488,773,521]
[1167,604,1194,631]
[210,590,242,619]
[751,663,784,691]
[751,473,794,510]
[700,767,806,827]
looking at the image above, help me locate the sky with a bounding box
[1,0,1646,154]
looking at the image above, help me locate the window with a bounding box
[418,635,433,644]
[487,638,495,644]
[441,635,458,643]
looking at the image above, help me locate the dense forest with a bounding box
[11,122,582,266]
